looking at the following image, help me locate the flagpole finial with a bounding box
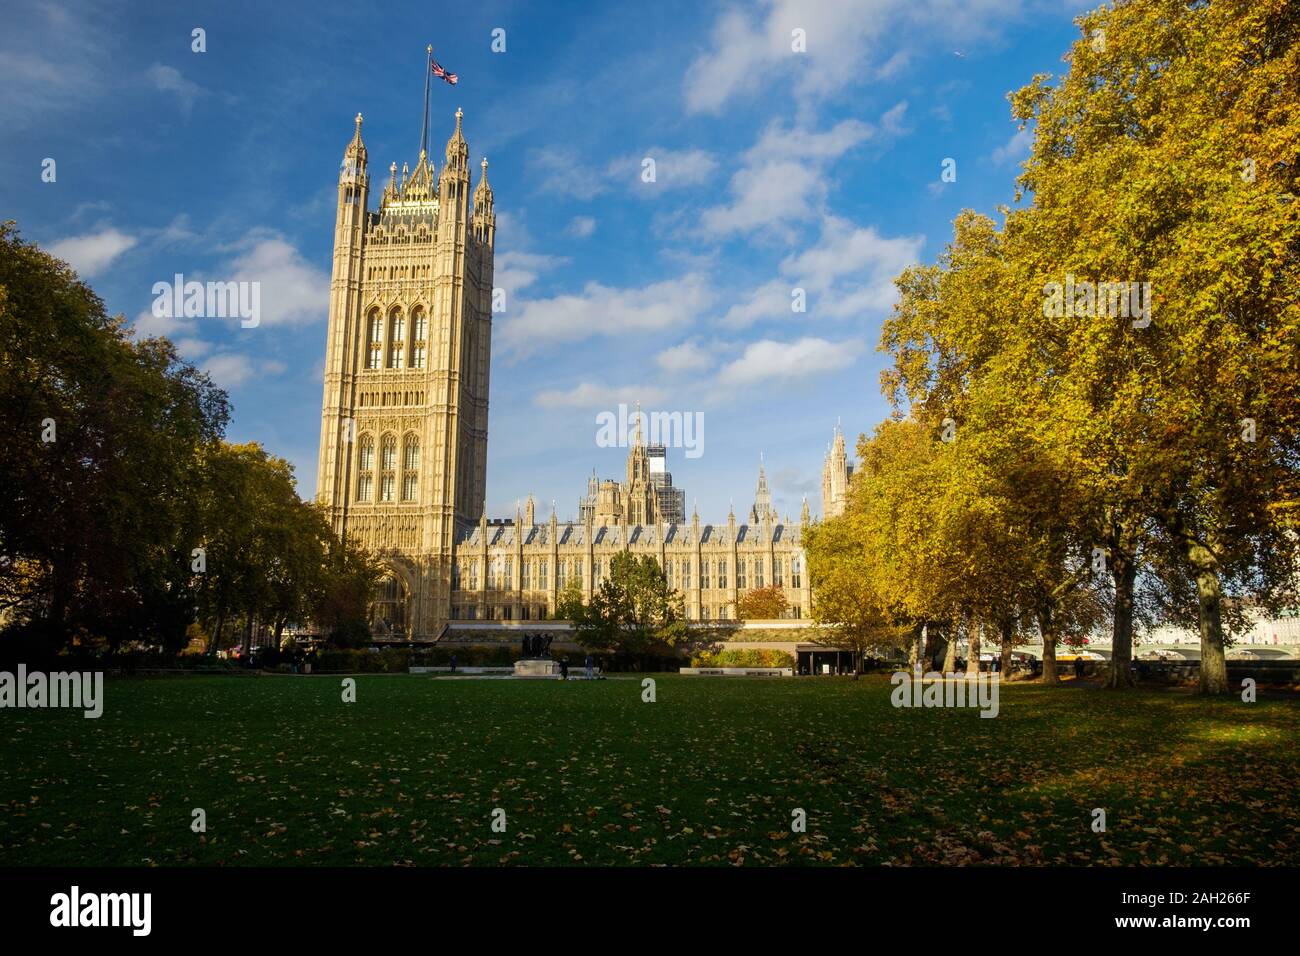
[427,43,432,55]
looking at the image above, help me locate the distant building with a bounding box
[648,444,686,525]
[315,68,813,636]
[748,457,774,524]
[821,426,853,518]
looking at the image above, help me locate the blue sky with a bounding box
[1,0,1090,523]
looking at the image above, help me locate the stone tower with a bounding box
[623,411,661,526]
[821,425,851,519]
[748,456,773,524]
[316,79,495,637]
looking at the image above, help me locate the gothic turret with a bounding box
[343,112,368,171]
[822,424,852,519]
[472,157,496,246]
[748,456,773,524]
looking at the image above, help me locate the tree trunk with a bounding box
[941,621,958,673]
[1186,540,1228,695]
[1106,546,1137,689]
[1038,606,1059,684]
[207,611,225,656]
[242,615,254,657]
[908,624,921,670]
[966,622,982,676]
[928,622,948,671]
[999,617,1013,675]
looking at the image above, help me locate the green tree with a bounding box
[310,531,382,648]
[553,576,584,621]
[0,221,229,654]
[567,551,699,668]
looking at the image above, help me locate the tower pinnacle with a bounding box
[344,113,367,168]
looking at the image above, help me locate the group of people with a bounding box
[555,655,597,680]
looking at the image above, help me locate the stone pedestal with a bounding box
[513,658,559,678]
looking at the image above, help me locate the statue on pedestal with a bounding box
[520,633,553,659]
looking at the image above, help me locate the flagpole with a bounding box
[419,43,432,158]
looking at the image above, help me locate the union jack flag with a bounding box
[431,58,458,85]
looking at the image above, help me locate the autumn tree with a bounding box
[734,584,789,620]
[1007,0,1300,691]
[804,513,910,674]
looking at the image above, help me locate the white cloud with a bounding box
[130,307,196,341]
[535,382,668,408]
[683,0,1030,114]
[500,273,714,357]
[146,64,204,114]
[698,116,890,239]
[529,147,607,200]
[0,4,109,128]
[172,337,211,358]
[609,148,719,191]
[991,127,1033,165]
[655,340,714,374]
[202,353,286,388]
[700,160,824,238]
[226,234,329,326]
[47,227,137,277]
[782,215,922,301]
[531,146,719,200]
[495,250,567,294]
[721,215,924,327]
[566,216,597,238]
[717,336,863,388]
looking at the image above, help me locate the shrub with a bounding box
[690,648,794,668]
[315,648,411,673]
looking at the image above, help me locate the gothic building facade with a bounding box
[316,98,827,639]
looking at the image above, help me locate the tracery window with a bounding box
[402,436,419,501]
[365,310,382,369]
[410,308,427,369]
[356,435,374,501]
[379,434,397,502]
[388,308,405,369]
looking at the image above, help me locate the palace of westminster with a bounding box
[316,99,853,639]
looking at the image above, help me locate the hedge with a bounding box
[690,648,795,668]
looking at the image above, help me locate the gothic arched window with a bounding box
[357,435,374,501]
[365,310,382,370]
[379,434,397,501]
[402,435,419,501]
[410,307,427,369]
[388,308,405,369]
[370,573,406,636]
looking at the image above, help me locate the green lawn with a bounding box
[1,674,1296,866]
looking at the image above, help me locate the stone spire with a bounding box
[822,424,851,519]
[344,112,367,168]
[472,156,496,245]
[445,107,468,170]
[749,456,773,524]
